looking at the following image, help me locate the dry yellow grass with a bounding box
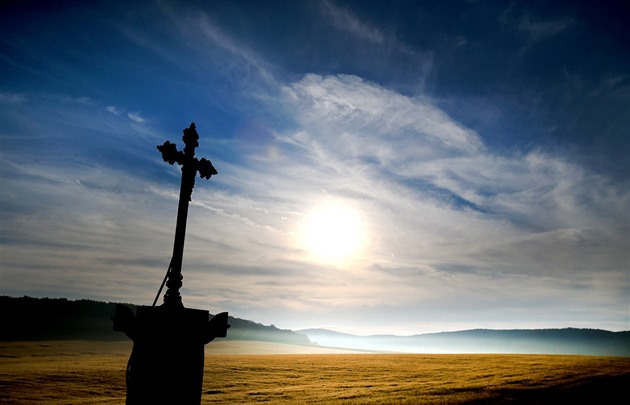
[1,341,629,404]
[201,353,630,404]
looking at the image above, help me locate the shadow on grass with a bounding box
[463,373,630,404]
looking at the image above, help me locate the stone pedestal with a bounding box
[113,305,229,404]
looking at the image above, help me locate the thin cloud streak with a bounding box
[320,0,386,45]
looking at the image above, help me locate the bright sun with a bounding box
[300,201,366,263]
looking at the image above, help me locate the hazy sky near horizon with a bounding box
[1,0,628,335]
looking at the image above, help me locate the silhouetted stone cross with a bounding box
[157,122,217,308]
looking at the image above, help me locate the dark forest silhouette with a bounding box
[1,296,308,345]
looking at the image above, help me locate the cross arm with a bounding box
[157,141,184,165]
[196,157,218,180]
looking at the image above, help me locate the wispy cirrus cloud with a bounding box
[0,92,28,104]
[127,112,145,123]
[515,14,576,43]
[318,1,433,90]
[234,72,626,332]
[137,2,279,91]
[284,74,484,158]
[268,74,630,285]
[499,5,576,52]
[320,0,385,45]
[106,105,121,115]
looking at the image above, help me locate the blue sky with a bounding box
[1,0,628,335]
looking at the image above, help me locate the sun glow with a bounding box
[300,201,367,263]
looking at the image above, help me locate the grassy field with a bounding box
[1,341,629,404]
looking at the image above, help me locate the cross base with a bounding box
[113,305,229,404]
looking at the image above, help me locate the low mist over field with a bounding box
[298,328,630,356]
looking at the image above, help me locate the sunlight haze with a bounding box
[300,200,368,264]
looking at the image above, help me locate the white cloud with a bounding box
[317,2,434,90]
[269,73,629,291]
[0,92,28,104]
[106,105,121,115]
[320,0,385,45]
[152,3,277,90]
[127,112,145,123]
[283,74,484,163]
[499,6,576,53]
[516,14,575,43]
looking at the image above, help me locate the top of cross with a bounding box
[158,123,217,179]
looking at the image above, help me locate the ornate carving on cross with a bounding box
[157,123,218,308]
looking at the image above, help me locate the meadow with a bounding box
[1,341,629,404]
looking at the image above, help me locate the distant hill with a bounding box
[297,328,630,356]
[0,296,311,346]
